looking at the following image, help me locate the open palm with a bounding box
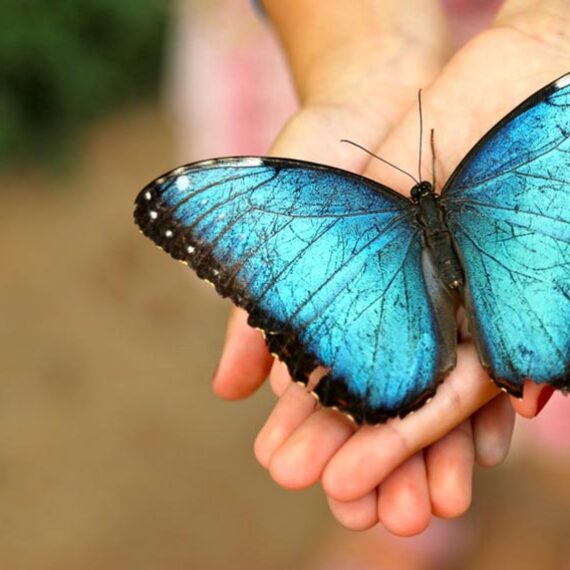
[213,1,570,534]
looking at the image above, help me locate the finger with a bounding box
[268,360,293,397]
[212,307,273,400]
[425,421,473,518]
[254,382,317,468]
[509,380,555,418]
[472,393,515,467]
[377,453,431,537]
[322,344,497,502]
[268,408,356,490]
[327,491,379,531]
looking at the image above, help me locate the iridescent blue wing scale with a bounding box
[134,157,456,423]
[442,73,570,395]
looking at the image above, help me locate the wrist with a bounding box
[262,0,451,103]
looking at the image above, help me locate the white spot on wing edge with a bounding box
[165,230,173,238]
[555,73,570,89]
[187,245,195,254]
[144,191,152,200]
[176,176,190,191]
[149,210,158,220]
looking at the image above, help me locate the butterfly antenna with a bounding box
[418,89,424,182]
[340,139,419,185]
[430,128,436,189]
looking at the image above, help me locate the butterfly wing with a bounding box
[134,157,456,423]
[442,73,570,395]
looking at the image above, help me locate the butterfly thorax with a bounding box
[411,181,464,289]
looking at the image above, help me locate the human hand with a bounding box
[213,0,567,534]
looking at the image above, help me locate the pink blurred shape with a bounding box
[167,0,297,161]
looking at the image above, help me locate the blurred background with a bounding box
[2,0,570,568]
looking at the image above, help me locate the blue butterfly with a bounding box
[134,72,570,424]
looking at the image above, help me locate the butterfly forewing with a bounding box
[135,157,456,422]
[443,72,570,394]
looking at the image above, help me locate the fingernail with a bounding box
[536,386,555,416]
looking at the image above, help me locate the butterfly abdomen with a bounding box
[413,183,464,289]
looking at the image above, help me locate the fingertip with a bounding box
[425,423,474,519]
[266,428,314,490]
[473,394,515,467]
[213,308,273,400]
[268,408,355,490]
[322,460,366,502]
[380,496,431,538]
[327,493,379,531]
[212,373,242,400]
[377,454,431,537]
[268,453,314,491]
[430,481,472,519]
[509,380,554,418]
[212,370,261,400]
[254,429,273,469]
[254,383,317,469]
[321,424,391,502]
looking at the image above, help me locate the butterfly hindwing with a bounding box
[135,157,456,422]
[443,73,570,394]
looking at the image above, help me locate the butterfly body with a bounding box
[412,182,465,289]
[135,72,570,423]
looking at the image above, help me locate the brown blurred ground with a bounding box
[0,106,328,569]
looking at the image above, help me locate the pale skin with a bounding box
[212,0,570,534]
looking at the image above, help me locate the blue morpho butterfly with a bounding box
[134,72,570,424]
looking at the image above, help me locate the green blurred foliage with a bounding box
[0,0,168,168]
